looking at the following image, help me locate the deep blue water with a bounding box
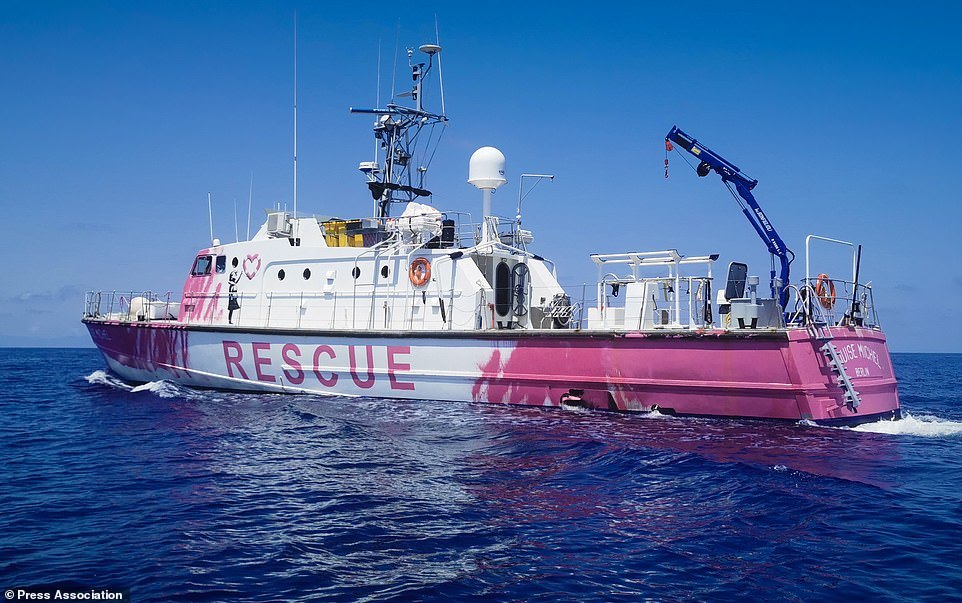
[2,349,962,602]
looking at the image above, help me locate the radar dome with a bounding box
[468,147,507,190]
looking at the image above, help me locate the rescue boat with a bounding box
[82,43,900,426]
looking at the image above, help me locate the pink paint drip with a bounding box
[88,322,190,377]
[178,247,224,323]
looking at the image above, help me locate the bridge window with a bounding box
[215,255,227,274]
[191,255,212,276]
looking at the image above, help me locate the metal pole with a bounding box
[207,192,213,245]
[482,188,492,242]
[292,12,298,225]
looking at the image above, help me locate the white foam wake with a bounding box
[853,411,962,438]
[84,370,132,390]
[85,371,185,399]
[130,380,181,399]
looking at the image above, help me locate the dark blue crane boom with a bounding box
[666,126,794,310]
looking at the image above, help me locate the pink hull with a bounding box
[84,320,900,426]
[473,327,899,425]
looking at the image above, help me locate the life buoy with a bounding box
[409,257,431,287]
[815,273,836,309]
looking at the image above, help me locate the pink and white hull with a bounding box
[84,320,900,426]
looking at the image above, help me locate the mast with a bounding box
[207,191,214,245]
[350,43,448,219]
[292,13,298,227]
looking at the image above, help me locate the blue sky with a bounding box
[1,1,960,351]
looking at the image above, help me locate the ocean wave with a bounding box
[853,412,962,438]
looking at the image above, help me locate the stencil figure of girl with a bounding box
[228,257,241,324]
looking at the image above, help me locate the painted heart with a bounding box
[243,254,261,280]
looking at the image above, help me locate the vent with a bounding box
[267,211,292,236]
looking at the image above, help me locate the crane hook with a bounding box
[664,139,673,178]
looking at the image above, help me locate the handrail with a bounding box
[85,277,875,332]
[805,234,856,287]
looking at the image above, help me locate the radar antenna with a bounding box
[350,43,448,219]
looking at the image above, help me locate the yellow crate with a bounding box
[323,220,345,234]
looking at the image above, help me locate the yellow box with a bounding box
[323,220,345,234]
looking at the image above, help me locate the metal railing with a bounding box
[83,291,178,322]
[84,283,591,332]
[85,276,880,335]
[787,279,880,329]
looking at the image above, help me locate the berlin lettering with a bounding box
[222,341,416,390]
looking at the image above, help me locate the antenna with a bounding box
[233,198,238,242]
[435,16,445,116]
[517,174,555,244]
[292,12,298,225]
[207,192,214,245]
[469,147,507,243]
[375,40,381,165]
[247,171,253,240]
[391,21,399,101]
[350,35,448,220]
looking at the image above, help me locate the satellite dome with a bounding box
[468,147,507,190]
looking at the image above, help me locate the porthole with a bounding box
[380,265,389,278]
[278,269,286,281]
[303,268,311,280]
[352,266,361,279]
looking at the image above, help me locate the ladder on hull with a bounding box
[810,325,861,411]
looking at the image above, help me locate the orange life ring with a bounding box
[409,257,431,287]
[815,273,836,309]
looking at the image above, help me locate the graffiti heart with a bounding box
[243,254,261,280]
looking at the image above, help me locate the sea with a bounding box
[1,348,961,602]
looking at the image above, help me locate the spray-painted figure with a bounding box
[228,257,241,324]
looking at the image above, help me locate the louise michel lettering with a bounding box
[222,341,416,391]
[835,342,883,371]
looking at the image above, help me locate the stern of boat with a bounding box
[786,326,901,425]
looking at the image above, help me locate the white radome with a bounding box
[468,146,507,190]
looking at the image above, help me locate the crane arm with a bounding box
[666,126,793,309]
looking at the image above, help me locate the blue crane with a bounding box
[665,126,794,310]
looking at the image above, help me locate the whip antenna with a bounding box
[207,192,214,245]
[435,16,445,116]
[292,12,298,226]
[391,20,399,101]
[247,171,253,240]
[375,40,381,164]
